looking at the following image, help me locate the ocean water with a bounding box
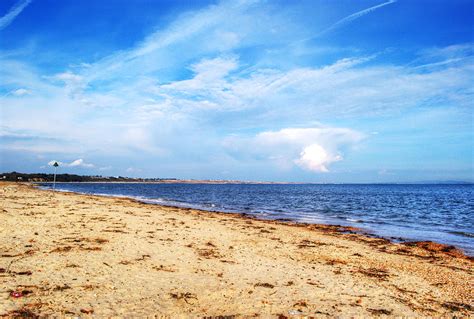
[40,183,474,255]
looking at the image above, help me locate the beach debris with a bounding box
[2,308,39,318]
[442,301,473,312]
[392,285,417,294]
[53,284,71,291]
[67,237,109,244]
[351,298,363,306]
[10,289,33,298]
[81,284,99,290]
[1,253,21,257]
[12,270,33,276]
[10,291,23,298]
[102,228,128,233]
[152,265,175,272]
[356,267,390,280]
[293,300,308,307]
[315,310,332,315]
[403,241,469,259]
[325,258,347,266]
[81,246,102,251]
[80,308,94,314]
[119,254,151,265]
[50,246,73,253]
[50,240,104,253]
[367,308,392,315]
[306,280,324,288]
[169,292,197,304]
[298,239,327,248]
[137,254,151,261]
[197,248,222,259]
[254,282,274,289]
[288,309,304,315]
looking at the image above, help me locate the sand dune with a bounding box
[0,183,472,317]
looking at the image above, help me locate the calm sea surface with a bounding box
[40,183,474,255]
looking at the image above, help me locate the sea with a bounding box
[39,183,474,255]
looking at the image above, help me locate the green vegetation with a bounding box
[0,172,175,183]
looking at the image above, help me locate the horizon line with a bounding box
[2,171,473,185]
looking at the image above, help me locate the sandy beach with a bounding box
[0,182,472,317]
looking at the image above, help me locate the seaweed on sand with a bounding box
[169,292,197,304]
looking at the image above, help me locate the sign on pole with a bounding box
[53,162,59,190]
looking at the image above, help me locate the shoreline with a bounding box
[36,183,474,258]
[32,181,474,185]
[1,182,473,317]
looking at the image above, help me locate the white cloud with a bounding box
[139,52,473,120]
[49,71,86,99]
[225,127,365,172]
[126,167,142,173]
[295,144,342,172]
[48,159,94,168]
[11,88,30,96]
[162,56,238,93]
[53,72,83,83]
[68,158,94,168]
[0,0,472,179]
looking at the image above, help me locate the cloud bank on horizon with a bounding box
[0,0,473,182]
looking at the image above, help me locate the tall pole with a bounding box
[53,162,59,190]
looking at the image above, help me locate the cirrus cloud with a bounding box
[0,0,472,181]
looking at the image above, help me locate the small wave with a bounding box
[346,218,363,223]
[448,231,474,238]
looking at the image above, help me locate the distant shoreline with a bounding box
[34,181,474,185]
[2,172,473,184]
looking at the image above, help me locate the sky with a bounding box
[0,0,473,183]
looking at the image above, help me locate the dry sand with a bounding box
[0,182,472,318]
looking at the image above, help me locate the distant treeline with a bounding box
[0,172,175,183]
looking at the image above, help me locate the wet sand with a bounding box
[0,182,472,317]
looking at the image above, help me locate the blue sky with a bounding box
[0,0,473,182]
